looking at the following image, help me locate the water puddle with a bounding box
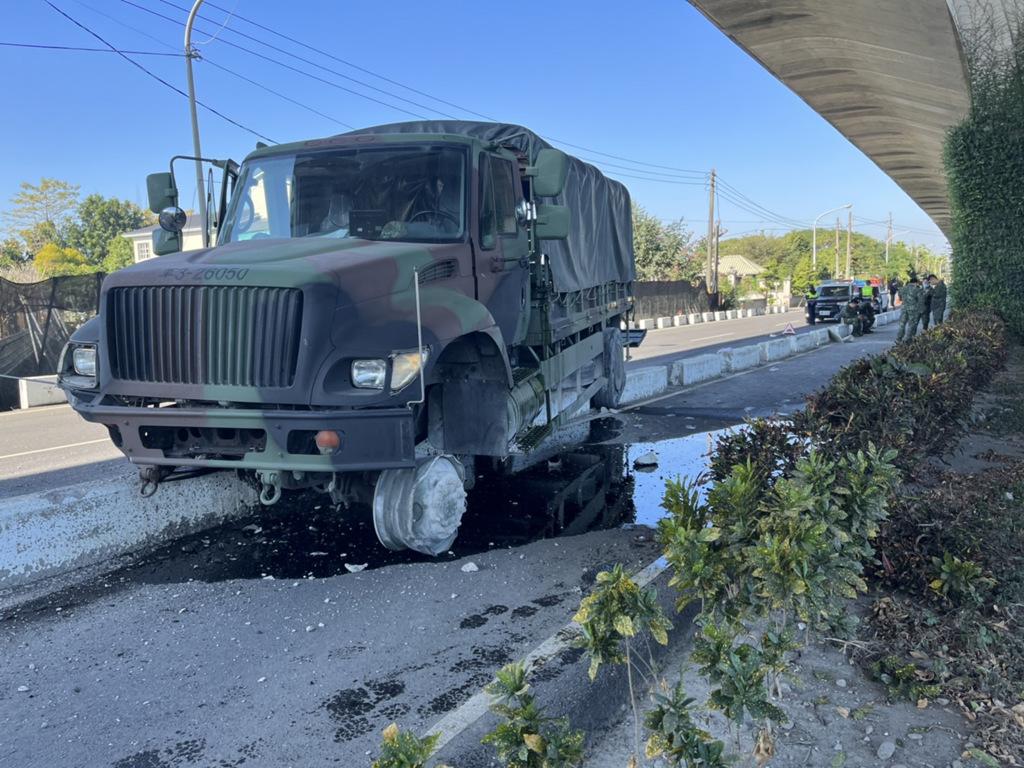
[89,420,737,586]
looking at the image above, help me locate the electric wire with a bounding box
[138,0,712,179]
[44,0,276,143]
[67,0,354,129]
[121,0,453,120]
[0,41,182,55]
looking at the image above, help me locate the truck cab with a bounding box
[58,122,635,556]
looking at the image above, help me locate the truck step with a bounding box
[518,422,553,452]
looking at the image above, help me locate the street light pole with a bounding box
[812,203,852,269]
[185,0,208,248]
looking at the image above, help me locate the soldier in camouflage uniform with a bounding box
[842,297,866,336]
[920,275,934,330]
[896,276,924,341]
[928,275,948,326]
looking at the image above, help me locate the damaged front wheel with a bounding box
[372,455,467,555]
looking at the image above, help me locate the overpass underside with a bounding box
[689,0,999,235]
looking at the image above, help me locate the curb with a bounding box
[0,472,257,589]
[620,311,898,406]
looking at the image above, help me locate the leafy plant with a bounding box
[371,723,447,768]
[929,552,995,605]
[482,663,584,768]
[644,680,730,767]
[869,656,940,703]
[573,564,672,681]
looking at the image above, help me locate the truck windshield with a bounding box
[220,145,466,243]
[818,285,851,298]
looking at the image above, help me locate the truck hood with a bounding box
[105,236,466,308]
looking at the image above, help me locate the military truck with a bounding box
[58,121,635,555]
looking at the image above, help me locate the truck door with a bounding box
[477,152,529,345]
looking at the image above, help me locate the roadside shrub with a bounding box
[796,311,1007,470]
[482,663,584,768]
[643,680,729,767]
[371,723,447,768]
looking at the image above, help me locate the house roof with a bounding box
[718,253,765,276]
[122,218,202,239]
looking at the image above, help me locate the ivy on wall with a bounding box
[944,13,1024,336]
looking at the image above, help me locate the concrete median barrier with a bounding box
[0,472,257,589]
[758,337,795,363]
[620,366,670,404]
[719,345,761,372]
[669,353,723,386]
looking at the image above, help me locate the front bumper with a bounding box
[75,401,416,473]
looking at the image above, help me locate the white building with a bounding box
[122,220,204,263]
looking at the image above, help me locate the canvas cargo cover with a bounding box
[343,121,635,294]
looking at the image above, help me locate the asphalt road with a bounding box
[0,309,808,500]
[0,322,897,768]
[0,405,130,500]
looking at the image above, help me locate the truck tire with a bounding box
[592,327,626,410]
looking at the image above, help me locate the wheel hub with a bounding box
[372,455,467,555]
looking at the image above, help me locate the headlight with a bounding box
[390,348,429,392]
[72,346,97,377]
[351,359,386,389]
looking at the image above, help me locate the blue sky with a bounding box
[2,0,947,250]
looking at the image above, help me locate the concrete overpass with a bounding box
[689,0,1021,236]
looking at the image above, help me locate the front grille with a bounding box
[107,286,303,387]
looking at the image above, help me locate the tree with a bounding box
[0,238,23,269]
[34,243,96,277]
[4,178,80,251]
[102,236,135,273]
[633,206,699,281]
[68,194,148,265]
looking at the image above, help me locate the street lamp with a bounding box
[812,204,851,269]
[185,0,208,248]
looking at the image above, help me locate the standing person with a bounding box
[896,276,924,342]
[858,295,876,333]
[920,275,935,330]
[805,284,818,325]
[930,275,948,326]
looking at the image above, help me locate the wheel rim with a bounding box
[372,456,467,555]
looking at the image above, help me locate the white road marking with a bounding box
[0,438,110,462]
[690,332,734,342]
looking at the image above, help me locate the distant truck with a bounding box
[57,121,636,555]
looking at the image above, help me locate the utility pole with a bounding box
[185,0,208,248]
[846,209,852,278]
[707,169,717,301]
[885,212,893,264]
[834,218,840,278]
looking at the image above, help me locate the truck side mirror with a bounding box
[534,204,570,240]
[528,149,569,197]
[147,172,178,214]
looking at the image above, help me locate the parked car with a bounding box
[807,280,854,323]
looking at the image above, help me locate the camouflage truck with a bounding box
[58,121,635,555]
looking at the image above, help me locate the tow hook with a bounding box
[139,466,173,497]
[256,470,283,506]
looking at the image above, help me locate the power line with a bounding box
[195,0,496,120]
[139,0,712,179]
[44,1,276,143]
[67,0,353,129]
[0,41,182,55]
[121,0,451,120]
